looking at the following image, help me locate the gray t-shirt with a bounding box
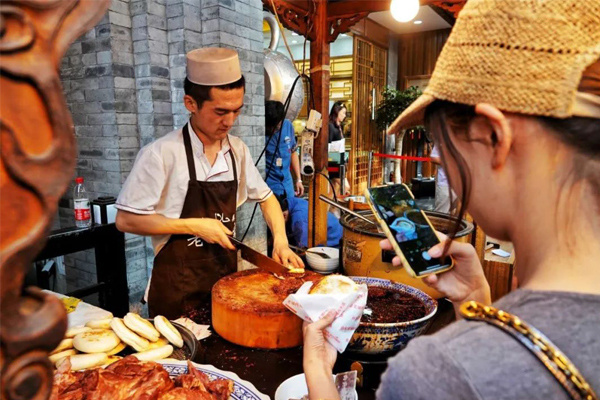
[376,289,600,400]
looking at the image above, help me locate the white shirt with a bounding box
[116,125,272,254]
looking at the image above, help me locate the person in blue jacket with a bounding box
[264,101,303,201]
[278,194,343,248]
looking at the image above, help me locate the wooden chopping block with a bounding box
[212,269,321,349]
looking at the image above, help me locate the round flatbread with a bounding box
[123,313,160,342]
[309,274,358,295]
[58,353,108,370]
[154,316,183,348]
[132,345,173,362]
[49,349,77,364]
[73,329,120,354]
[51,338,73,355]
[106,342,126,356]
[110,318,149,352]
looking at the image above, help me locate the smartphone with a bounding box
[365,183,453,277]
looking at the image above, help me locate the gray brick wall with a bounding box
[58,0,268,308]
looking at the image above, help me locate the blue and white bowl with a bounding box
[346,277,437,355]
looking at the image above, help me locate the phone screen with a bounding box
[368,184,450,276]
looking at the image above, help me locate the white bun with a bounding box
[65,326,92,338]
[147,337,169,350]
[51,338,73,355]
[106,342,126,356]
[49,349,77,364]
[110,318,149,352]
[154,316,183,348]
[58,353,108,370]
[132,345,173,362]
[123,313,160,342]
[73,329,120,354]
[309,275,358,295]
[85,317,112,329]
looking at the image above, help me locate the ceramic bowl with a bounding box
[346,277,437,355]
[305,247,339,274]
[275,373,357,400]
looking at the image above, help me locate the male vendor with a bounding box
[115,48,303,318]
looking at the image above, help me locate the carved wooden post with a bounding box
[0,1,109,399]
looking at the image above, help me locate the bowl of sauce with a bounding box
[346,277,437,355]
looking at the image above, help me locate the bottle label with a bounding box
[74,199,91,221]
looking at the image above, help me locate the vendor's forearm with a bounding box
[291,152,301,181]
[116,210,191,236]
[260,195,288,244]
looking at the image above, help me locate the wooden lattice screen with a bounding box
[349,37,388,195]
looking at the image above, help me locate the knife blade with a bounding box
[228,237,291,275]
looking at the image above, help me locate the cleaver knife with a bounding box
[228,237,291,275]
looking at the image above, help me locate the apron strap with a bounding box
[229,149,237,183]
[182,123,197,182]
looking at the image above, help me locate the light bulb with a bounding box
[390,0,420,23]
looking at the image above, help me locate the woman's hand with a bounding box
[379,233,491,308]
[302,312,340,400]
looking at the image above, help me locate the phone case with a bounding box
[365,183,454,278]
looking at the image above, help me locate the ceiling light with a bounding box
[292,32,299,36]
[414,20,423,24]
[292,40,298,44]
[390,0,420,23]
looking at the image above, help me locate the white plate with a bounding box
[275,373,357,400]
[159,359,270,400]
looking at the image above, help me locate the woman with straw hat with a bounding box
[302,0,600,399]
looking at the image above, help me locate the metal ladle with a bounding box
[318,195,377,226]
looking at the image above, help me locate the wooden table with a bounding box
[192,299,454,399]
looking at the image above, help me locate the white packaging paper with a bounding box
[283,281,368,353]
[173,317,212,341]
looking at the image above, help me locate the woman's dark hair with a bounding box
[265,100,285,136]
[183,75,245,109]
[425,100,600,244]
[329,101,346,126]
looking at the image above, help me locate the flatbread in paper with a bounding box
[283,281,367,353]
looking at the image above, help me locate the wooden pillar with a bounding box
[308,0,330,247]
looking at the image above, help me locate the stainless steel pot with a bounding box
[263,12,304,121]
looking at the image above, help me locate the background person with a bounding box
[328,101,350,196]
[265,100,303,201]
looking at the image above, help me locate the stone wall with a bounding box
[58,0,267,309]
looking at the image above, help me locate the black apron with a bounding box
[148,123,238,319]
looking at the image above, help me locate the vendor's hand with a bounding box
[379,233,491,306]
[273,241,305,269]
[185,218,235,250]
[295,181,305,197]
[303,311,338,376]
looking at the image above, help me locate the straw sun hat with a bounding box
[388,0,600,133]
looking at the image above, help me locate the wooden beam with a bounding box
[262,0,313,39]
[307,0,330,247]
[429,4,456,25]
[328,0,392,17]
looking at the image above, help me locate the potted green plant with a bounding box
[375,86,422,131]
